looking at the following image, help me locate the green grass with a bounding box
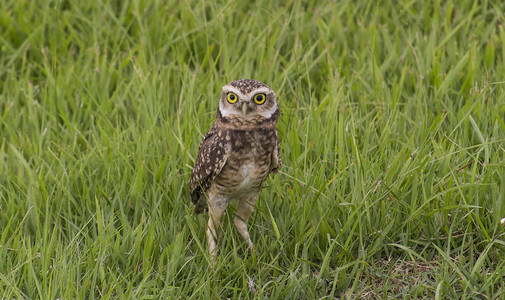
[1,0,505,298]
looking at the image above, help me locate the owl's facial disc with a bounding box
[219,83,277,119]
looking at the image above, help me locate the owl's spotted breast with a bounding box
[212,127,277,195]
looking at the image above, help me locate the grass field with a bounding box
[1,0,505,298]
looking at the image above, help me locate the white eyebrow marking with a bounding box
[247,87,274,97]
[222,86,274,98]
[222,85,247,99]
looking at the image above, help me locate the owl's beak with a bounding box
[241,103,248,116]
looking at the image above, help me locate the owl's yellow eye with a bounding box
[253,93,266,105]
[227,92,238,104]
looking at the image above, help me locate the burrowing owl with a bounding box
[190,79,281,264]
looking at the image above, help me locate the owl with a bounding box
[190,79,281,265]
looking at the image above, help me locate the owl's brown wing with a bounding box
[270,130,282,174]
[190,126,228,213]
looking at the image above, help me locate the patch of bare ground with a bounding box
[347,257,446,299]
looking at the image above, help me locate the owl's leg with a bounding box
[207,195,227,268]
[234,192,259,250]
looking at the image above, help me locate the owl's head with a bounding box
[218,79,278,121]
